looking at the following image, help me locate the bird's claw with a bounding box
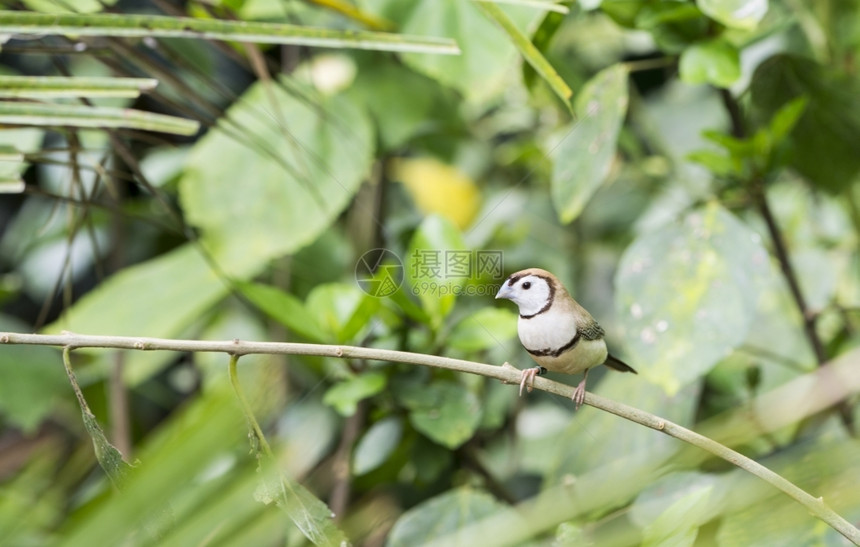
[519,367,543,396]
[572,380,587,410]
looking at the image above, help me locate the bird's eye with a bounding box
[522,281,531,290]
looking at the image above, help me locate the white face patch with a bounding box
[505,274,552,317]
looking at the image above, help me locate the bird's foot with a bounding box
[519,366,546,396]
[571,378,587,409]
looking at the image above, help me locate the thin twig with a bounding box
[753,183,827,363]
[718,89,852,433]
[718,89,826,363]
[2,331,859,544]
[329,400,366,521]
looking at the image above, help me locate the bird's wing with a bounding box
[577,317,605,341]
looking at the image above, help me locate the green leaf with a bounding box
[547,378,699,482]
[601,0,646,28]
[62,347,135,490]
[236,281,327,343]
[448,307,518,352]
[686,149,737,176]
[388,488,507,547]
[643,485,714,547]
[751,54,860,193]
[0,101,198,136]
[679,39,740,88]
[476,1,572,109]
[352,416,403,475]
[404,381,481,448]
[634,3,709,53]
[522,9,567,92]
[551,64,629,224]
[767,95,808,145]
[631,472,724,527]
[0,75,157,98]
[81,410,135,489]
[615,203,769,395]
[323,371,387,416]
[44,244,262,385]
[306,283,380,343]
[180,79,374,267]
[697,0,768,30]
[406,215,467,329]
[702,130,752,156]
[399,0,541,101]
[0,336,67,432]
[348,60,450,150]
[0,10,460,54]
[278,400,339,478]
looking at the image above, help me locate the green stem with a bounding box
[227,353,275,459]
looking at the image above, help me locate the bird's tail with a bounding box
[605,354,637,374]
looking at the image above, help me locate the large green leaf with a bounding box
[180,79,374,266]
[388,488,507,547]
[400,381,481,449]
[447,307,518,352]
[0,318,67,432]
[697,0,767,29]
[615,203,769,395]
[750,54,860,193]
[44,243,250,338]
[352,416,403,475]
[643,485,714,546]
[631,472,724,529]
[347,59,452,150]
[679,39,740,88]
[546,376,699,482]
[551,64,629,224]
[397,0,540,101]
[42,244,268,385]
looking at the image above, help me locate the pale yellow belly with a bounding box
[529,338,608,375]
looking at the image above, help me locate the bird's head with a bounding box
[495,268,558,317]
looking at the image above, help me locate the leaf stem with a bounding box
[227,354,275,460]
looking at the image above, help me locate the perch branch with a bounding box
[2,331,859,545]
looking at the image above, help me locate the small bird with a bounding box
[495,268,636,408]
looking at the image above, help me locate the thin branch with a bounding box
[754,183,827,363]
[718,89,853,433]
[329,400,366,521]
[718,89,827,364]
[3,331,859,543]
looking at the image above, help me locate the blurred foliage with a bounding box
[1,0,859,545]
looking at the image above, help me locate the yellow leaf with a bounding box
[390,157,481,230]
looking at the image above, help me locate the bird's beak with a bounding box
[495,283,513,300]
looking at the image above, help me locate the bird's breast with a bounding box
[518,311,608,374]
